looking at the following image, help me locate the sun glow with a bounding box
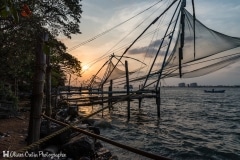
[82,65,90,72]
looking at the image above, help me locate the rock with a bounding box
[61,135,94,159]
[94,120,112,129]
[77,123,88,129]
[79,157,91,160]
[94,141,103,151]
[0,131,4,137]
[68,106,78,116]
[88,126,100,135]
[40,120,72,146]
[57,100,69,109]
[55,109,68,121]
[39,145,60,160]
[96,147,112,160]
[43,145,59,154]
[109,155,119,160]
[0,132,10,138]
[82,119,96,126]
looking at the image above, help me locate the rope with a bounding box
[17,87,153,153]
[42,114,171,160]
[16,105,111,153]
[16,70,170,157]
[16,93,170,159]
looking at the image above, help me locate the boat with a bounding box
[204,89,225,93]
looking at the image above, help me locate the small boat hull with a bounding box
[204,90,225,93]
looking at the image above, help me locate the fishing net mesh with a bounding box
[164,8,240,78]
[101,61,126,84]
[100,61,136,85]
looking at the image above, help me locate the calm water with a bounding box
[76,87,240,160]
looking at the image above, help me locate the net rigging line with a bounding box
[129,52,240,82]
[100,0,169,57]
[135,0,172,85]
[86,7,178,81]
[162,52,240,79]
[81,2,171,76]
[80,6,177,69]
[80,1,169,75]
[143,0,181,89]
[67,0,163,52]
[101,0,179,86]
[91,23,175,62]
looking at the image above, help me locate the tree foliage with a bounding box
[0,0,82,88]
[1,0,83,144]
[34,0,82,38]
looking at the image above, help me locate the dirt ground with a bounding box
[0,111,29,154]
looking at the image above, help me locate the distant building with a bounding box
[190,83,198,87]
[178,83,186,87]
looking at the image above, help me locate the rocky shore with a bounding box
[0,101,117,160]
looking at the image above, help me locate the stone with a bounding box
[61,135,94,159]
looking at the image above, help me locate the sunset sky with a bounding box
[61,0,240,86]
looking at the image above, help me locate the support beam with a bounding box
[156,87,161,118]
[108,79,113,112]
[125,60,130,120]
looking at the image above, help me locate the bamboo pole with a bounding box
[156,87,161,118]
[125,60,130,120]
[108,80,113,112]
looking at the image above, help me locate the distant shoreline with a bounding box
[161,85,240,88]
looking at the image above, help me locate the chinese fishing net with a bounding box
[163,8,240,78]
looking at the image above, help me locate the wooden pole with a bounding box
[138,85,142,109]
[101,84,104,117]
[28,32,47,144]
[108,79,113,112]
[125,60,130,120]
[138,97,142,109]
[156,87,161,118]
[67,74,71,100]
[79,84,82,95]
